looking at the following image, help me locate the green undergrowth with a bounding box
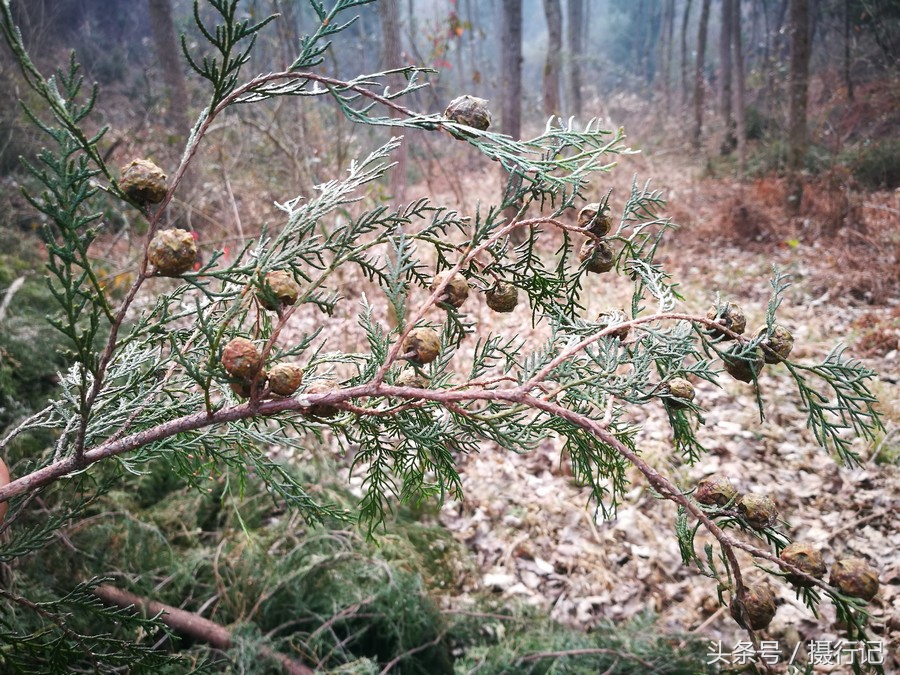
[0,236,70,450]
[3,452,712,673]
[448,605,714,674]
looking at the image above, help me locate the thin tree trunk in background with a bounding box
[500,0,523,230]
[379,0,407,206]
[786,0,810,214]
[542,0,562,118]
[732,0,747,176]
[719,0,735,153]
[147,0,189,139]
[680,0,693,106]
[766,0,789,112]
[643,0,661,88]
[692,0,711,148]
[463,0,480,94]
[500,0,523,141]
[272,0,300,67]
[661,0,676,105]
[844,0,853,100]
[566,0,583,118]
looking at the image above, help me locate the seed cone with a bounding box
[269,363,304,396]
[829,558,879,601]
[402,327,440,365]
[431,272,470,309]
[780,542,826,587]
[723,345,765,383]
[258,271,300,311]
[663,377,695,410]
[120,158,167,204]
[695,475,738,507]
[730,585,777,631]
[221,338,262,380]
[485,282,518,313]
[577,203,612,237]
[579,240,615,274]
[444,95,491,130]
[304,382,339,418]
[229,368,267,398]
[737,493,777,530]
[706,302,747,340]
[755,324,795,363]
[148,228,197,276]
[396,372,430,389]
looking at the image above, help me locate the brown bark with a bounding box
[542,0,562,118]
[147,0,189,139]
[92,584,313,675]
[786,0,810,214]
[732,0,747,176]
[692,0,712,148]
[566,0,583,118]
[378,0,407,207]
[719,0,735,153]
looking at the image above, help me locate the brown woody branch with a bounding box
[92,583,313,675]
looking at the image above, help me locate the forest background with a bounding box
[0,0,897,673]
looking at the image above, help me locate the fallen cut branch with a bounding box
[92,584,313,675]
[0,275,25,324]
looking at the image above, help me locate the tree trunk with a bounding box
[272,0,300,67]
[500,0,523,144]
[661,0,676,105]
[147,0,189,140]
[566,0,583,118]
[719,0,735,154]
[844,0,853,100]
[542,0,562,118]
[680,0,693,106]
[500,0,523,230]
[732,0,747,176]
[786,0,810,214]
[692,0,712,148]
[378,0,407,207]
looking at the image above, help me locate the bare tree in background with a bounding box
[680,0,693,106]
[272,0,300,67]
[660,0,676,104]
[542,0,562,118]
[379,0,407,206]
[566,0,583,118]
[692,0,711,148]
[500,0,522,144]
[719,0,736,153]
[147,0,189,139]
[732,0,747,175]
[843,0,854,100]
[500,0,523,233]
[786,0,810,213]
